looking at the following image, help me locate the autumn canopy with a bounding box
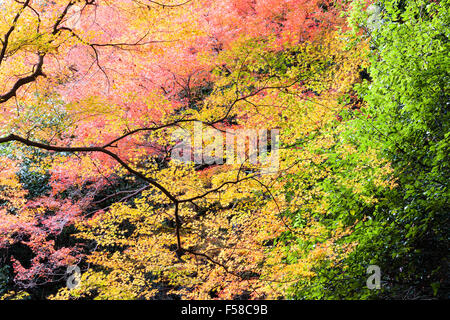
[0,0,448,300]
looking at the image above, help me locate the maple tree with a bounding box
[0,0,448,300]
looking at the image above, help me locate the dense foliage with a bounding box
[0,0,448,300]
